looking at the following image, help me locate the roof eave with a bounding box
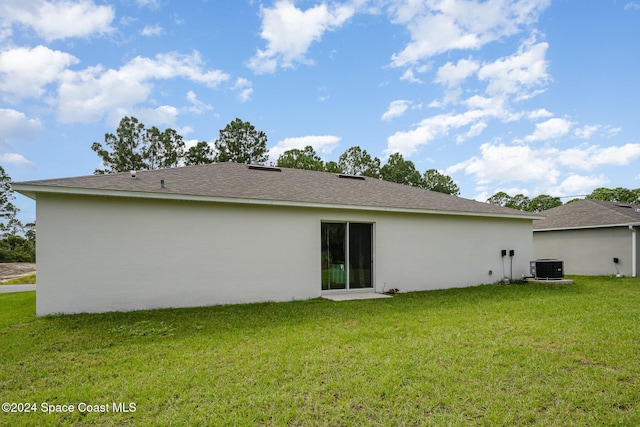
[534,222,640,232]
[13,183,540,221]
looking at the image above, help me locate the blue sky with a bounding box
[2,0,640,222]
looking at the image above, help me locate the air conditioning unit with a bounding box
[530,259,564,279]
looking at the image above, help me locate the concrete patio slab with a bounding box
[322,292,393,301]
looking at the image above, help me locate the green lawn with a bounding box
[1,277,639,426]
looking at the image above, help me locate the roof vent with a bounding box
[248,165,281,172]
[338,174,365,181]
[617,204,632,208]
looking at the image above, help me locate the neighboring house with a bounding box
[533,199,640,277]
[15,163,539,316]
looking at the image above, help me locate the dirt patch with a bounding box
[0,263,37,282]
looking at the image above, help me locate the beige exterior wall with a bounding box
[533,227,634,276]
[36,193,534,315]
[373,214,532,291]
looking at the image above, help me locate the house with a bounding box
[15,163,540,316]
[533,199,640,276]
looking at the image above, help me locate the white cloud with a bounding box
[269,135,340,160]
[573,124,621,140]
[135,0,161,9]
[233,78,253,102]
[523,117,574,142]
[136,105,179,126]
[386,109,485,156]
[0,109,42,145]
[574,125,599,139]
[434,58,480,88]
[386,95,512,156]
[557,143,640,171]
[381,100,411,121]
[140,24,164,37]
[547,174,608,197]
[185,91,213,114]
[527,108,553,119]
[463,94,513,118]
[57,52,230,123]
[388,35,552,156]
[0,0,115,41]
[456,121,487,143]
[625,2,640,11]
[400,68,422,83]
[0,111,36,171]
[447,141,640,194]
[389,0,551,67]
[0,45,79,99]
[477,37,550,98]
[248,0,357,73]
[0,153,36,169]
[447,142,561,187]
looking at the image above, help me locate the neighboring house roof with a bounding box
[533,199,640,231]
[14,162,539,220]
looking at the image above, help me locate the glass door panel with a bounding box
[321,222,346,290]
[349,223,372,289]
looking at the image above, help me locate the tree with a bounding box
[324,161,342,173]
[0,235,35,262]
[487,192,563,212]
[486,191,512,207]
[421,169,460,195]
[380,153,422,186]
[92,116,147,174]
[184,141,215,165]
[0,166,14,220]
[91,116,186,174]
[506,194,531,211]
[338,146,381,178]
[144,127,185,169]
[486,192,531,211]
[213,118,268,164]
[0,166,21,239]
[276,146,325,171]
[586,187,640,204]
[528,194,562,212]
[0,166,35,262]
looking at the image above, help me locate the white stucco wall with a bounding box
[36,193,534,315]
[374,214,533,291]
[36,194,320,315]
[533,227,633,276]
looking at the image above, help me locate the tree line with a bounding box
[92,116,461,195]
[92,116,640,208]
[0,166,35,262]
[486,188,640,213]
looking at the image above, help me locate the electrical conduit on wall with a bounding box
[631,225,637,277]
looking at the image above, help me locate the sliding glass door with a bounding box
[321,222,373,291]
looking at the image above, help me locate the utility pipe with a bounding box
[630,225,637,278]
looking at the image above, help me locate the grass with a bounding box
[0,276,639,426]
[0,274,36,285]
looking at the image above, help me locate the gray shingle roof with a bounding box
[533,199,640,230]
[15,162,539,219]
